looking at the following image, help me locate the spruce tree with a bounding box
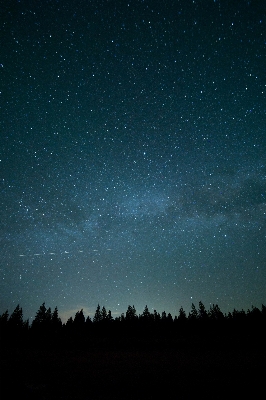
[178,306,187,321]
[107,310,113,321]
[8,305,24,330]
[32,302,47,328]
[198,301,208,320]
[73,309,85,327]
[93,304,102,323]
[51,306,62,329]
[101,306,107,320]
[126,305,137,321]
[0,310,9,338]
[141,305,152,321]
[188,303,198,320]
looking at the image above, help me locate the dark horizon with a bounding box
[2,300,266,326]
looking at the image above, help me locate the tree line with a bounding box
[1,301,266,346]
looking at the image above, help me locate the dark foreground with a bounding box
[1,337,265,399]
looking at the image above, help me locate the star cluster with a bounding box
[1,0,265,321]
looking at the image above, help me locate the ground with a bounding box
[1,337,265,399]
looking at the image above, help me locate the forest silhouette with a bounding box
[1,301,266,399]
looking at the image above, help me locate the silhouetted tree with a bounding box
[246,306,262,337]
[247,305,261,319]
[51,306,62,330]
[5,305,28,343]
[0,310,9,340]
[126,305,137,321]
[8,304,24,330]
[101,306,107,320]
[178,306,187,322]
[167,313,173,322]
[141,305,153,322]
[188,303,198,321]
[153,310,161,323]
[23,319,29,331]
[46,307,52,322]
[198,301,208,321]
[226,311,233,320]
[86,315,92,324]
[261,304,266,317]
[32,302,48,329]
[232,308,246,322]
[0,310,9,334]
[73,309,85,327]
[161,311,167,320]
[107,310,113,321]
[93,304,102,323]
[66,316,74,328]
[208,304,224,321]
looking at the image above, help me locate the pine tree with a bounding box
[32,302,47,328]
[126,305,137,321]
[262,304,266,318]
[167,313,173,322]
[107,310,113,321]
[141,305,152,321]
[0,310,9,340]
[51,306,62,329]
[178,306,187,321]
[161,311,167,320]
[74,309,85,326]
[209,304,224,321]
[198,301,208,320]
[66,316,73,327]
[23,319,29,331]
[31,302,53,331]
[153,310,161,323]
[8,305,24,330]
[93,304,102,323]
[0,310,9,326]
[46,307,52,323]
[188,303,198,320]
[101,306,107,320]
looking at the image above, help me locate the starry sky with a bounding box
[1,0,266,322]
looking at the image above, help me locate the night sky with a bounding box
[1,0,266,322]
